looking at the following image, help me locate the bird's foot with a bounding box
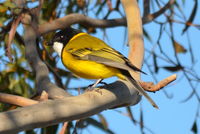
[85,79,107,95]
[99,81,108,86]
[88,80,108,89]
[94,88,102,95]
[85,87,103,95]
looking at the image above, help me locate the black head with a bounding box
[47,27,81,46]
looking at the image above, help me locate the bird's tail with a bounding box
[122,71,159,109]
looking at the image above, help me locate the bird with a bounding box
[47,27,158,108]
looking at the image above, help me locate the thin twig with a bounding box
[59,122,68,134]
[6,15,22,62]
[144,0,176,23]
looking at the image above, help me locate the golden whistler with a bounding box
[48,27,158,108]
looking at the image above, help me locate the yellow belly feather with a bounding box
[61,51,124,79]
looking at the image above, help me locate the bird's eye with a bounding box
[60,35,64,39]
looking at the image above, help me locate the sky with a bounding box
[3,0,200,134]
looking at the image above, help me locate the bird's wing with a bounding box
[68,47,157,107]
[67,47,145,74]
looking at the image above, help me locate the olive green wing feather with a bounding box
[67,47,146,74]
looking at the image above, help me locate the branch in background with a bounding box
[143,0,150,18]
[38,0,176,35]
[21,12,70,99]
[38,13,126,35]
[58,122,68,134]
[6,15,23,62]
[144,0,176,23]
[121,0,144,80]
[0,93,38,107]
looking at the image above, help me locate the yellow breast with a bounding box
[61,51,122,79]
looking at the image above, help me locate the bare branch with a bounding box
[38,13,126,35]
[0,81,141,133]
[121,0,144,80]
[22,13,70,99]
[144,0,176,23]
[143,0,150,18]
[38,0,175,35]
[6,15,22,62]
[58,122,68,134]
[0,93,38,107]
[140,74,177,92]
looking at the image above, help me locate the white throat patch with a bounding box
[53,42,63,57]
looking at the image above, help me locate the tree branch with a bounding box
[0,81,141,133]
[38,13,127,35]
[0,93,38,107]
[0,74,176,109]
[143,0,150,18]
[22,12,70,99]
[121,0,144,80]
[140,74,177,92]
[143,0,176,23]
[38,0,175,35]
